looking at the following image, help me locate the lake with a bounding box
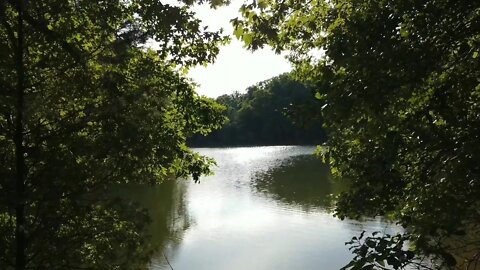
[126,146,399,270]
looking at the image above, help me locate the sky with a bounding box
[185,1,292,98]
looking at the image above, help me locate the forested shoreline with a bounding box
[189,73,327,147]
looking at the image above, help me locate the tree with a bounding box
[0,0,227,269]
[190,73,326,146]
[234,0,480,268]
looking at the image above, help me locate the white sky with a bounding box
[186,1,292,98]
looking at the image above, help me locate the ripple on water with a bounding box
[146,146,401,270]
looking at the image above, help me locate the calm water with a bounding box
[127,146,399,270]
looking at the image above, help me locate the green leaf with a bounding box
[233,27,244,39]
[242,33,253,45]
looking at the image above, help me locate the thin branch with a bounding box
[163,251,174,270]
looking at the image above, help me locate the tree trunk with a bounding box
[14,0,26,269]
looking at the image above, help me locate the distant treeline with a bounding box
[189,74,326,146]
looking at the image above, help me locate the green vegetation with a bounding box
[2,0,479,269]
[0,1,227,269]
[235,0,480,269]
[190,73,326,146]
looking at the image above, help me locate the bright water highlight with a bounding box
[128,146,398,270]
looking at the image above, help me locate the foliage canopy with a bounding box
[235,0,480,268]
[1,0,227,269]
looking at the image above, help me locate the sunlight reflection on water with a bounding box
[147,146,401,270]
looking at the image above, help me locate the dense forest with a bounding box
[189,73,327,146]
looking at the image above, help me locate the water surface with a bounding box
[131,146,398,270]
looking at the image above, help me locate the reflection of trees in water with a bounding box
[252,155,346,211]
[113,180,190,269]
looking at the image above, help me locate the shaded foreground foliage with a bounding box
[190,73,327,146]
[0,0,227,269]
[235,0,480,269]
